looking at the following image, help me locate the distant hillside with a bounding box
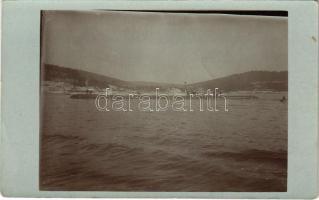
[42,64,287,91]
[42,64,128,88]
[190,71,288,92]
[41,64,183,90]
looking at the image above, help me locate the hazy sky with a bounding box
[42,11,287,84]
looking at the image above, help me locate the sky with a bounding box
[42,11,288,84]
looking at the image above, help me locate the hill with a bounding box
[41,64,183,90]
[189,71,288,92]
[42,64,288,91]
[42,64,128,88]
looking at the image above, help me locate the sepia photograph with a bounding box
[40,10,288,192]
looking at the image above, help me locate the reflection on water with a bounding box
[40,92,287,191]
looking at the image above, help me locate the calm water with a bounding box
[40,92,287,191]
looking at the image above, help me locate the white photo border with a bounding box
[1,0,318,198]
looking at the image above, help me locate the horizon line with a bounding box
[43,63,288,85]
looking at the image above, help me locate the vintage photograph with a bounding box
[40,10,288,191]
